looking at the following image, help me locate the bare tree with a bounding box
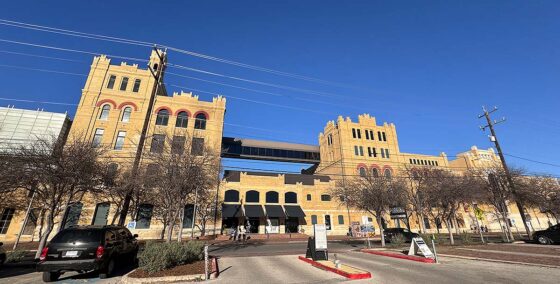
[334,171,407,247]
[12,137,105,259]
[142,134,220,242]
[402,165,437,234]
[515,175,560,224]
[422,169,474,245]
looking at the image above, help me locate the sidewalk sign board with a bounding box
[305,224,328,261]
[127,221,136,229]
[408,237,434,259]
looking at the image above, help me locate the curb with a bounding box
[298,256,371,280]
[438,254,560,269]
[120,257,220,283]
[361,249,436,263]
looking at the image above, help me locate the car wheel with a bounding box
[42,271,60,282]
[538,236,552,245]
[99,259,115,279]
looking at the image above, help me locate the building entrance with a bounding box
[286,217,299,233]
[247,218,260,233]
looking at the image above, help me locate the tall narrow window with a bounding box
[106,75,116,89]
[372,147,377,158]
[357,129,362,139]
[119,77,129,91]
[150,134,165,153]
[354,146,359,156]
[0,208,15,234]
[92,203,110,226]
[352,128,356,138]
[381,148,386,158]
[384,169,392,179]
[385,149,390,159]
[377,131,382,141]
[175,111,189,128]
[435,161,439,166]
[92,128,104,147]
[191,137,204,156]
[121,107,132,122]
[99,104,110,120]
[171,136,186,154]
[183,204,195,228]
[132,79,141,92]
[359,146,364,156]
[114,131,126,150]
[194,113,207,129]
[372,168,379,177]
[63,202,83,229]
[382,132,387,141]
[136,204,153,229]
[359,167,366,177]
[306,194,312,201]
[338,215,344,225]
[156,109,169,126]
[325,215,332,230]
[368,147,372,157]
[365,130,370,140]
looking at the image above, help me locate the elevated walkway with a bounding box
[221,137,320,164]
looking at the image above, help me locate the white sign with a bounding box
[408,237,434,258]
[314,224,328,250]
[266,219,279,234]
[127,221,136,229]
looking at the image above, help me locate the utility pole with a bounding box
[118,46,167,226]
[478,106,532,238]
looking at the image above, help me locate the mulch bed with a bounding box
[128,260,210,278]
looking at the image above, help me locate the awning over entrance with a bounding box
[244,205,265,218]
[265,205,285,218]
[284,205,305,218]
[222,204,243,218]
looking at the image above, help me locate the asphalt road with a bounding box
[212,252,560,284]
[208,240,364,257]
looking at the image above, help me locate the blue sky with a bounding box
[0,1,559,176]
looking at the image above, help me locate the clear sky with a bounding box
[0,1,558,176]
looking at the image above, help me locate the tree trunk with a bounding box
[35,211,54,259]
[166,220,174,242]
[177,207,185,243]
[160,223,167,240]
[418,213,426,234]
[377,215,385,247]
[445,219,455,245]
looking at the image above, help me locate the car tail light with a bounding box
[96,245,105,259]
[39,247,48,262]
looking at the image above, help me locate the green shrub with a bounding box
[139,241,204,274]
[6,249,28,263]
[389,234,406,247]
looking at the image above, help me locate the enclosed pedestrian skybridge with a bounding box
[221,137,320,164]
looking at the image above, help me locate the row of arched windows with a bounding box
[155,109,207,130]
[224,190,298,204]
[99,104,133,123]
[358,165,392,179]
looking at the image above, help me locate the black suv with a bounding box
[533,223,560,245]
[383,228,420,242]
[37,225,139,282]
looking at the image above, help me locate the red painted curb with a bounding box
[361,249,436,263]
[298,256,372,280]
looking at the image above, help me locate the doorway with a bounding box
[247,218,260,233]
[286,217,299,233]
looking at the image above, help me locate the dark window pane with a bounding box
[311,215,317,225]
[51,229,102,243]
[171,136,186,154]
[183,204,195,228]
[224,190,239,202]
[92,203,110,226]
[194,113,207,129]
[285,192,297,204]
[338,215,344,225]
[306,194,311,201]
[155,110,169,126]
[266,191,279,203]
[107,75,116,89]
[120,77,129,91]
[133,79,141,92]
[246,190,260,203]
[63,202,83,229]
[175,111,188,128]
[321,194,331,201]
[191,137,204,156]
[0,208,15,234]
[150,134,165,153]
[136,204,153,229]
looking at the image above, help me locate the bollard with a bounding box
[204,245,209,280]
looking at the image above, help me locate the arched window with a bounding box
[99,104,110,120]
[266,191,279,203]
[175,111,188,128]
[359,167,366,177]
[121,107,132,122]
[372,168,379,178]
[224,190,239,202]
[246,190,259,203]
[384,169,392,179]
[194,113,207,130]
[155,109,169,126]
[285,192,297,204]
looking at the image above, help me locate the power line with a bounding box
[0,18,360,89]
[503,153,560,168]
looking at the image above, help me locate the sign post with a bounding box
[408,237,435,259]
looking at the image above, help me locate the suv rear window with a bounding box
[51,229,103,243]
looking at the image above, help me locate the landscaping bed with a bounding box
[437,246,560,266]
[128,259,209,278]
